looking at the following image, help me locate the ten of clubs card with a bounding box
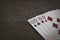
[28,9,60,40]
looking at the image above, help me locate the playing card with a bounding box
[28,9,60,40]
[28,17,50,40]
[39,9,60,40]
[36,15,56,40]
[42,9,60,40]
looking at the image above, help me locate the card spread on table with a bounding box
[28,9,60,40]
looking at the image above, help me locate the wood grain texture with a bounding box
[0,0,60,40]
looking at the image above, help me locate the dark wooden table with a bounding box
[0,0,60,40]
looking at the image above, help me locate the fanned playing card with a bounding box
[28,9,60,40]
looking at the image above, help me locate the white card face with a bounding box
[28,17,50,40]
[28,9,60,40]
[42,9,60,40]
[37,15,56,40]
[36,15,55,40]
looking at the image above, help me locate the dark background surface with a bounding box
[0,0,60,40]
